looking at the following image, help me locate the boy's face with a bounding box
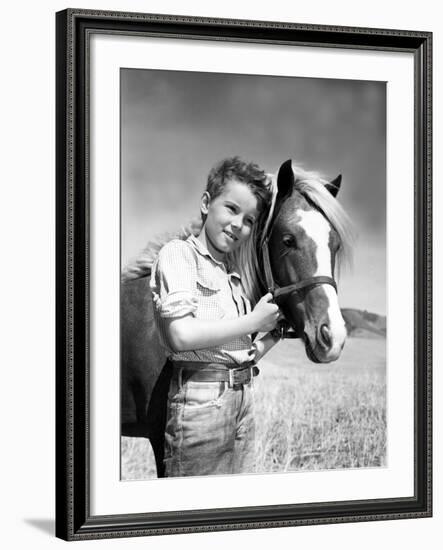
[201,179,259,260]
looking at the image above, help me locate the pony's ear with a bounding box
[325,174,342,197]
[276,159,295,201]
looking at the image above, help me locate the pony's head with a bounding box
[264,160,354,363]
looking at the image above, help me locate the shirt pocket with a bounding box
[196,269,224,320]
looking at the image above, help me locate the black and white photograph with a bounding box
[120,68,387,480]
[52,7,432,542]
[2,0,440,546]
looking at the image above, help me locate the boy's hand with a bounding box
[251,293,280,333]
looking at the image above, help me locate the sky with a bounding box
[121,69,386,315]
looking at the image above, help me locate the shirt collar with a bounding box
[187,234,241,280]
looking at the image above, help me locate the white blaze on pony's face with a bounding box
[297,209,347,361]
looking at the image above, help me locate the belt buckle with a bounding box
[228,366,252,389]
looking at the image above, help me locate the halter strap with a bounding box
[261,234,337,303]
[262,234,337,339]
[262,236,276,294]
[273,275,337,301]
[262,235,337,302]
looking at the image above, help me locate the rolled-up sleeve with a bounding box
[150,240,198,318]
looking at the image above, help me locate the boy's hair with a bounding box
[206,156,272,217]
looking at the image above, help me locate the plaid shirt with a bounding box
[150,235,254,365]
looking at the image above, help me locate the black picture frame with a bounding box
[55,8,432,541]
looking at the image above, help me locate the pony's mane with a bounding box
[288,164,355,276]
[121,218,203,283]
[231,173,277,303]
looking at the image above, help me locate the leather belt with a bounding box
[171,361,259,389]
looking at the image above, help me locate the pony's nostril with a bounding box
[320,324,332,348]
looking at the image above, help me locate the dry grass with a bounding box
[121,337,386,480]
[121,436,157,480]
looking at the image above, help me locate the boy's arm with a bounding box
[164,292,280,352]
[166,313,282,355]
[165,313,260,352]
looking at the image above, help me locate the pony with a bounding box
[121,159,353,476]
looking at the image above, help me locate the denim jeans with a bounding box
[163,373,256,477]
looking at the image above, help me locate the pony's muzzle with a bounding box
[312,317,346,361]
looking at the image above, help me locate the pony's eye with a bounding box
[283,235,296,248]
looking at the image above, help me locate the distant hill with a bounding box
[340,308,386,338]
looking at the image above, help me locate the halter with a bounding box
[260,197,338,338]
[262,238,337,301]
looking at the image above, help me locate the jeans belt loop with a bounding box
[178,367,183,389]
[229,368,234,388]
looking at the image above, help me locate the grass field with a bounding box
[121,337,386,480]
